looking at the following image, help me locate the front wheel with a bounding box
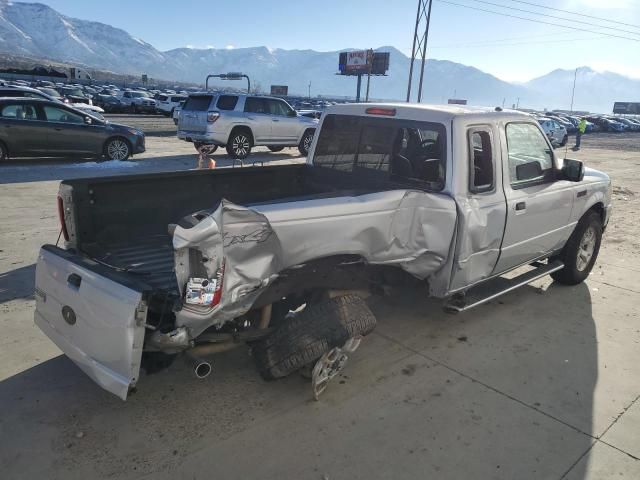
[194,142,218,154]
[560,135,568,146]
[551,211,602,285]
[298,130,314,156]
[226,131,252,159]
[104,138,131,161]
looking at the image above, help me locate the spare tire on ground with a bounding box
[252,294,376,380]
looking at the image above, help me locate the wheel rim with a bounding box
[107,140,129,160]
[303,133,313,152]
[576,226,596,271]
[232,135,250,156]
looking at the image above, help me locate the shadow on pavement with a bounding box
[0,263,35,303]
[0,280,596,479]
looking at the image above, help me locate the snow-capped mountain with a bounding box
[0,1,637,113]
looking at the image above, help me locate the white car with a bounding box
[172,101,184,125]
[118,90,157,113]
[156,94,186,116]
[537,117,568,147]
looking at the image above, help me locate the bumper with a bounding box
[177,130,226,145]
[136,104,157,112]
[131,134,146,154]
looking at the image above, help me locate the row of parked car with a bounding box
[530,110,640,147]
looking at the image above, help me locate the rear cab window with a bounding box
[468,127,494,193]
[313,113,446,190]
[183,95,214,111]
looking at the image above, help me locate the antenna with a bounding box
[564,68,579,159]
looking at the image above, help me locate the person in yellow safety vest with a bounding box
[574,118,587,150]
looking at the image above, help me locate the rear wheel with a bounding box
[561,135,568,146]
[194,142,218,154]
[252,294,376,380]
[226,130,253,159]
[298,130,314,156]
[551,211,602,285]
[104,138,131,161]
[0,142,7,162]
[268,146,285,152]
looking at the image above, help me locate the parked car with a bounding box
[0,98,145,161]
[0,85,66,102]
[587,116,625,132]
[156,94,186,116]
[178,93,318,158]
[36,104,610,399]
[536,117,568,147]
[118,90,157,113]
[172,100,184,125]
[58,86,92,105]
[609,117,639,131]
[94,94,124,113]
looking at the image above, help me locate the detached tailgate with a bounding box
[34,245,150,400]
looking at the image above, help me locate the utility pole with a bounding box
[308,81,311,99]
[406,0,434,103]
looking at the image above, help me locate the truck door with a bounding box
[494,122,574,274]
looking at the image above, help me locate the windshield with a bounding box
[131,92,150,98]
[62,88,84,96]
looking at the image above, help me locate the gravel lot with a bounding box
[0,115,638,479]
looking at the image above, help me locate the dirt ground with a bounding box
[0,115,638,479]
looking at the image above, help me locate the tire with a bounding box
[298,130,314,156]
[194,142,218,154]
[551,211,602,285]
[268,146,285,152]
[104,137,131,161]
[561,135,568,146]
[0,142,7,162]
[252,294,376,380]
[226,129,253,159]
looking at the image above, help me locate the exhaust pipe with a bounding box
[184,352,212,379]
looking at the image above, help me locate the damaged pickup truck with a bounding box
[35,104,612,400]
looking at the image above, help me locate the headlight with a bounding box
[126,128,142,135]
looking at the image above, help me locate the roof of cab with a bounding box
[326,102,531,123]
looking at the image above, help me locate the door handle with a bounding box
[67,273,82,288]
[247,116,255,120]
[272,118,279,122]
[515,202,526,211]
[577,190,587,198]
[54,128,63,131]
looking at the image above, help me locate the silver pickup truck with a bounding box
[35,104,611,400]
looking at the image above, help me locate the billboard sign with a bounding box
[613,102,640,114]
[339,51,389,75]
[270,85,289,96]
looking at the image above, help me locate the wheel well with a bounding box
[103,136,132,154]
[587,202,605,224]
[228,126,253,144]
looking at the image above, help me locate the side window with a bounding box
[0,104,31,119]
[24,92,45,100]
[217,95,238,111]
[506,123,554,186]
[468,129,494,193]
[244,97,267,114]
[43,106,84,124]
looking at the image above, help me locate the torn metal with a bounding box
[172,189,457,338]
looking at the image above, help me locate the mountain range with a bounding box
[1,0,638,113]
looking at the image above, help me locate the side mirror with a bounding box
[516,161,543,181]
[562,158,584,182]
[84,116,92,125]
[287,109,297,117]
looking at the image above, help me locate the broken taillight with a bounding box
[57,196,70,242]
[185,261,225,308]
[207,111,220,123]
[365,107,396,116]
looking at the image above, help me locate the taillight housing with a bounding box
[57,196,70,242]
[185,261,225,308]
[207,111,220,123]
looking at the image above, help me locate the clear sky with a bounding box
[40,0,640,81]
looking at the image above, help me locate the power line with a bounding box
[431,34,611,49]
[468,0,640,37]
[435,0,640,43]
[504,0,640,31]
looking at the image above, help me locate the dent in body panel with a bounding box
[172,191,457,336]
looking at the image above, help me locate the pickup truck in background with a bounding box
[35,104,611,400]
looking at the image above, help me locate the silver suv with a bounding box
[177,93,318,159]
